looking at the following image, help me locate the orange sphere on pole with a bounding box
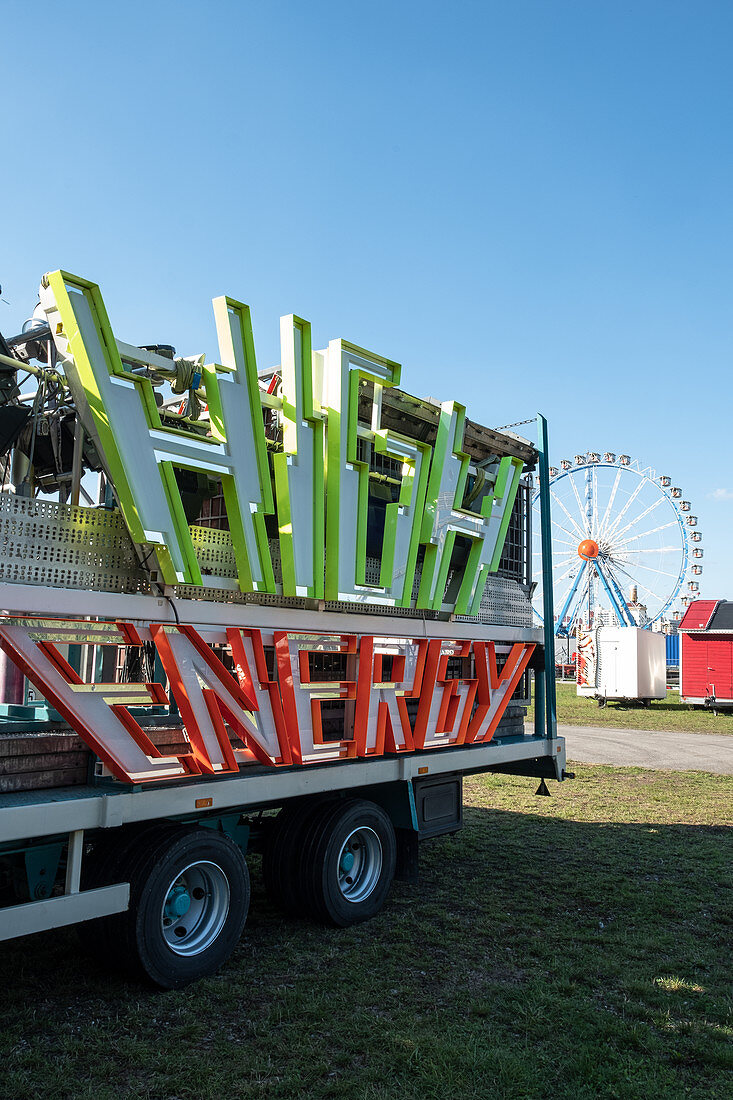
[578,538,599,560]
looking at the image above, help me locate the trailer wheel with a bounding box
[299,799,396,927]
[263,797,336,914]
[108,825,250,988]
[80,821,182,962]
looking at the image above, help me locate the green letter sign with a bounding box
[40,272,523,614]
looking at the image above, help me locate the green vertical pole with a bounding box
[536,415,557,740]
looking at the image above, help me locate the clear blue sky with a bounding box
[3,0,732,601]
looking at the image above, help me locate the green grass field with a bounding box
[528,682,733,734]
[0,766,730,1100]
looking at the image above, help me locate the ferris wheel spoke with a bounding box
[630,577,668,607]
[611,560,669,608]
[567,472,587,533]
[607,496,664,545]
[554,580,578,620]
[566,602,584,635]
[551,488,587,541]
[555,559,583,593]
[613,559,678,580]
[566,576,590,634]
[550,518,579,543]
[597,558,627,609]
[595,559,634,625]
[555,575,577,610]
[574,571,591,623]
[556,562,587,628]
[621,520,678,546]
[554,561,582,586]
[596,466,622,540]
[550,532,580,549]
[533,548,578,562]
[622,546,681,554]
[602,477,646,542]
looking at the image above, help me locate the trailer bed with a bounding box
[0,731,564,843]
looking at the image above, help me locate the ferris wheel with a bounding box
[533,452,703,636]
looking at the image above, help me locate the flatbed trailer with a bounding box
[0,271,561,987]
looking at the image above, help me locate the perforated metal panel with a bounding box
[363,556,382,585]
[0,495,146,594]
[173,583,249,603]
[189,525,238,579]
[0,495,533,624]
[460,575,534,627]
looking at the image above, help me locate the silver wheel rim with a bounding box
[161,860,230,956]
[337,827,382,903]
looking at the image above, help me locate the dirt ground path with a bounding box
[553,723,733,775]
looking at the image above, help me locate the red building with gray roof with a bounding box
[679,600,733,708]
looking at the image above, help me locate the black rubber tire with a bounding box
[101,825,250,988]
[79,821,181,962]
[262,803,304,911]
[263,797,337,915]
[298,798,396,927]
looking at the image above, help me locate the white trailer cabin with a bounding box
[576,627,666,705]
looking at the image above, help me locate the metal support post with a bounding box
[536,415,557,740]
[70,420,84,507]
[65,830,85,895]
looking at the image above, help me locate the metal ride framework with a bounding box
[532,453,702,636]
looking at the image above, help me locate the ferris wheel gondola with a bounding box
[532,453,701,635]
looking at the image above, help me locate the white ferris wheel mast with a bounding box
[532,452,701,636]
